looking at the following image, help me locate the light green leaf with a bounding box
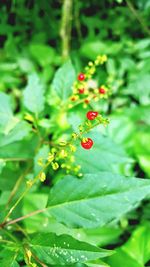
[23,193,121,247]
[86,259,110,267]
[134,132,150,176]
[0,92,13,130]
[52,60,76,101]
[23,73,45,114]
[0,259,19,267]
[122,223,150,265]
[0,121,31,148]
[107,248,142,267]
[75,130,133,175]
[30,233,113,265]
[0,159,6,174]
[0,250,20,267]
[47,172,150,229]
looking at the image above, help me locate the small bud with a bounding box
[72,133,78,139]
[78,125,84,132]
[24,113,34,122]
[59,141,67,146]
[51,162,59,170]
[39,172,46,182]
[69,144,77,152]
[59,149,68,158]
[47,153,55,163]
[78,173,83,177]
[37,158,43,166]
[26,250,32,261]
[26,180,33,187]
[51,148,57,154]
[85,121,92,127]
[88,61,94,66]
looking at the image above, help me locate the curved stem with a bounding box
[60,0,73,60]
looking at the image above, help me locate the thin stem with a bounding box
[1,162,50,226]
[6,164,32,207]
[60,0,73,60]
[126,0,150,36]
[4,208,46,227]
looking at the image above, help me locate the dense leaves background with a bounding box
[0,0,150,266]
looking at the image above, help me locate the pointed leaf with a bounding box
[30,233,113,266]
[52,60,75,101]
[47,172,150,228]
[23,73,45,113]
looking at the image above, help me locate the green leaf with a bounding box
[52,60,76,101]
[29,44,56,67]
[121,223,150,265]
[0,159,6,174]
[0,136,37,160]
[23,73,45,114]
[0,250,20,267]
[85,259,110,267]
[134,132,150,176]
[0,121,31,148]
[23,192,121,248]
[107,248,142,267]
[0,259,19,267]
[30,233,113,265]
[47,172,150,228]
[75,131,132,175]
[0,92,13,130]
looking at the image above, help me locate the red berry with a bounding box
[78,73,85,81]
[99,87,106,94]
[87,111,98,120]
[78,88,85,94]
[81,138,93,150]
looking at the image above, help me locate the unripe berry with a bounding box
[86,111,98,120]
[99,87,106,94]
[81,138,93,149]
[78,73,85,81]
[84,99,89,104]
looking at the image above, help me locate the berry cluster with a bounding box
[68,54,111,109]
[37,55,110,179]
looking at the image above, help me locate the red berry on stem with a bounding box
[81,138,93,149]
[78,88,85,94]
[87,111,98,120]
[99,87,106,94]
[78,73,85,81]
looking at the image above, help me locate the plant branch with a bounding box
[60,0,73,60]
[126,0,150,36]
[3,208,47,227]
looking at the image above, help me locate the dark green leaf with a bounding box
[30,233,113,265]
